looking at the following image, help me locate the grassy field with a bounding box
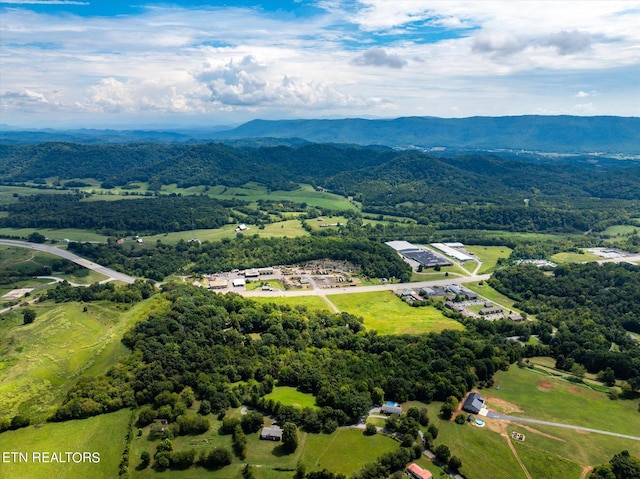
[327,291,464,335]
[601,224,640,236]
[0,296,168,422]
[264,386,318,409]
[206,183,358,211]
[0,409,131,479]
[489,366,640,440]
[143,219,309,244]
[550,251,603,263]
[300,428,399,475]
[0,227,110,242]
[410,363,640,479]
[465,245,513,273]
[0,186,75,205]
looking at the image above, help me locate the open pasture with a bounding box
[206,183,357,211]
[602,224,640,236]
[264,386,318,410]
[143,219,309,244]
[327,291,464,335]
[0,296,167,422]
[465,245,513,273]
[0,409,131,479]
[550,250,602,263]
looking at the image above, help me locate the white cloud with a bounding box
[1,1,639,126]
[194,55,361,110]
[351,48,407,68]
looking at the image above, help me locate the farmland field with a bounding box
[328,291,464,335]
[0,409,131,479]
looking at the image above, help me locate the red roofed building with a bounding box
[407,463,433,479]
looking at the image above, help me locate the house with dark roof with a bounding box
[462,392,485,414]
[260,425,283,441]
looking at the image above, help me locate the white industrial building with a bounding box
[430,243,475,262]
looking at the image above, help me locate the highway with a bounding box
[0,239,137,284]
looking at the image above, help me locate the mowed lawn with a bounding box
[0,296,167,421]
[464,245,513,274]
[300,428,399,475]
[328,291,463,335]
[264,386,318,409]
[0,409,131,479]
[550,251,602,263]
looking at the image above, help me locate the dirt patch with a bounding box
[575,429,589,435]
[570,387,581,393]
[580,466,593,479]
[538,380,554,390]
[485,418,509,435]
[486,396,525,414]
[518,424,565,442]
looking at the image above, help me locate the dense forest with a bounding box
[1,142,639,234]
[0,194,246,235]
[49,283,521,424]
[489,262,640,388]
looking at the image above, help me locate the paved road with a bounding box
[0,239,137,284]
[486,411,640,441]
[241,274,491,298]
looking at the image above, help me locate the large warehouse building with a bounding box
[385,241,452,268]
[430,242,476,262]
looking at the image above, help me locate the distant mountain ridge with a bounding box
[212,116,640,154]
[2,115,639,154]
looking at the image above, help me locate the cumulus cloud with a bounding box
[472,33,527,56]
[541,30,592,55]
[351,47,407,68]
[473,30,592,57]
[194,56,359,109]
[0,90,51,111]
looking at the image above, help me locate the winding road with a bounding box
[0,239,137,284]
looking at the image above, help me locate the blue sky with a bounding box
[1,1,639,127]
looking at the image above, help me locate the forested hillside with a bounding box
[1,142,640,234]
[489,262,640,387]
[49,283,521,423]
